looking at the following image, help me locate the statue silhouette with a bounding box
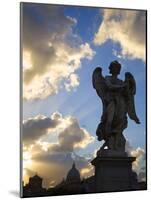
[92,61,140,153]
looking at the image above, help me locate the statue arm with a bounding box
[105,77,126,90]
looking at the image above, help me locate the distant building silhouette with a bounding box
[53,162,85,195]
[23,174,46,197]
[23,163,146,197]
[66,162,80,182]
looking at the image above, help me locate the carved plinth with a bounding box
[91,151,138,192]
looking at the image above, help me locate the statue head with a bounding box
[109,60,121,75]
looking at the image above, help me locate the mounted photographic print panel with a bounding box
[20,2,147,198]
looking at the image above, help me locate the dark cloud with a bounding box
[23,112,94,149]
[58,118,94,151]
[138,171,146,182]
[23,114,60,145]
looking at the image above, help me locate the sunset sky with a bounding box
[22,3,146,188]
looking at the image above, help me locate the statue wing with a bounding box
[125,72,140,124]
[92,68,106,100]
[92,68,107,141]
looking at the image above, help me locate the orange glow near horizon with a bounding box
[23,151,33,184]
[23,51,32,70]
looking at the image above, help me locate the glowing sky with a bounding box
[22,3,146,188]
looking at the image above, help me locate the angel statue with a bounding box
[92,61,140,154]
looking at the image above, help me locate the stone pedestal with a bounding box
[91,151,138,192]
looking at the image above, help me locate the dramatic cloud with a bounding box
[23,112,94,148]
[23,4,95,100]
[125,141,146,182]
[23,112,95,187]
[51,119,94,152]
[94,9,146,61]
[23,113,60,146]
[64,73,80,92]
[130,147,145,173]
